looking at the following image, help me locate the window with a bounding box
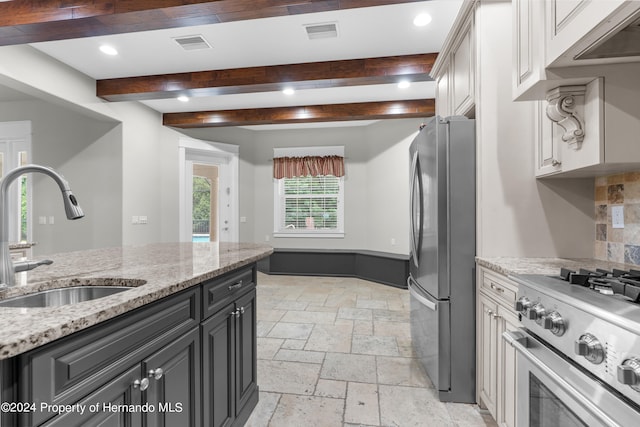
[273,146,344,238]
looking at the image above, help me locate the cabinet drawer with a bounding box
[20,288,200,426]
[202,266,255,319]
[479,267,518,308]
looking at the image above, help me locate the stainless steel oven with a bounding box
[508,269,640,427]
[505,328,639,427]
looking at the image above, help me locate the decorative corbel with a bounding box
[546,86,586,150]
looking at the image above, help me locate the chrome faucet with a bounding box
[0,165,84,288]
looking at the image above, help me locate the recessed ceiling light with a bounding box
[398,81,411,89]
[282,88,295,95]
[99,45,118,56]
[177,96,189,102]
[413,13,432,27]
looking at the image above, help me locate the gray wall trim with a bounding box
[257,249,409,289]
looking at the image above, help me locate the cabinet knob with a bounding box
[148,368,164,380]
[230,309,239,317]
[240,306,245,315]
[551,159,562,167]
[133,378,149,391]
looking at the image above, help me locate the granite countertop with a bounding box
[476,256,636,277]
[0,242,273,360]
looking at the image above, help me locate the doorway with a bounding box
[0,121,32,243]
[179,137,239,243]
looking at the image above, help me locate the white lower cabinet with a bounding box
[476,266,519,427]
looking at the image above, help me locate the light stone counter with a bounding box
[476,256,636,277]
[0,242,273,360]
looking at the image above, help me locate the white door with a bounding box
[179,138,238,243]
[0,121,32,243]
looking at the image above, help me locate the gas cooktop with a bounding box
[557,267,640,302]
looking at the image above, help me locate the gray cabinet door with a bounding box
[202,302,236,427]
[235,289,257,418]
[42,365,143,427]
[143,327,201,427]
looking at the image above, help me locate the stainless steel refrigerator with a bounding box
[408,115,476,403]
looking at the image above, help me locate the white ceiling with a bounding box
[4,1,463,128]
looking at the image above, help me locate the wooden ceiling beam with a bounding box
[97,54,437,102]
[0,0,424,46]
[162,99,435,128]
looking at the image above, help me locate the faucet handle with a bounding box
[14,259,53,273]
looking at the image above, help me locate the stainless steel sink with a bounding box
[0,279,145,308]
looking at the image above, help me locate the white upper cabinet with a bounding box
[433,3,476,118]
[451,16,475,116]
[436,63,451,117]
[534,66,640,177]
[512,0,640,100]
[547,0,640,67]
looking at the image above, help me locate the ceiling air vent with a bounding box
[173,35,211,51]
[304,22,338,40]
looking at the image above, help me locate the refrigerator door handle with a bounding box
[408,276,438,311]
[409,150,420,267]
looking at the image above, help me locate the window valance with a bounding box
[273,155,345,179]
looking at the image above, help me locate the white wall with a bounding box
[0,99,123,255]
[0,45,185,251]
[182,119,419,255]
[475,1,594,258]
[364,119,421,253]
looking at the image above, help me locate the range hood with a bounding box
[576,12,640,59]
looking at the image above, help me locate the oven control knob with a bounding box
[515,297,532,313]
[575,333,605,364]
[529,303,546,324]
[542,311,566,336]
[618,358,640,391]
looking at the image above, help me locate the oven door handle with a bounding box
[503,330,621,427]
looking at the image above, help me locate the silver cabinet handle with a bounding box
[231,309,240,317]
[551,159,562,167]
[228,280,243,291]
[490,283,504,293]
[239,306,245,315]
[148,368,164,380]
[134,378,149,391]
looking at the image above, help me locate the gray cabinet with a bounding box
[202,272,258,427]
[143,328,201,427]
[2,263,259,427]
[42,365,143,427]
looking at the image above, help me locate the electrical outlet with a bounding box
[240,216,247,223]
[139,216,148,224]
[265,235,270,242]
[38,216,46,225]
[48,216,54,225]
[132,216,139,224]
[391,238,396,245]
[612,206,624,229]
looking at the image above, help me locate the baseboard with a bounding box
[257,249,409,289]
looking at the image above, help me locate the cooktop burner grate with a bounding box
[556,267,640,302]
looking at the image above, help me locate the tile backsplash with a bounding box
[594,172,640,265]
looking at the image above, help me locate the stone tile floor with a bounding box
[244,273,498,427]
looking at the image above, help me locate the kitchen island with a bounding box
[0,242,273,427]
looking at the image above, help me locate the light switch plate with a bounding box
[612,205,624,229]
